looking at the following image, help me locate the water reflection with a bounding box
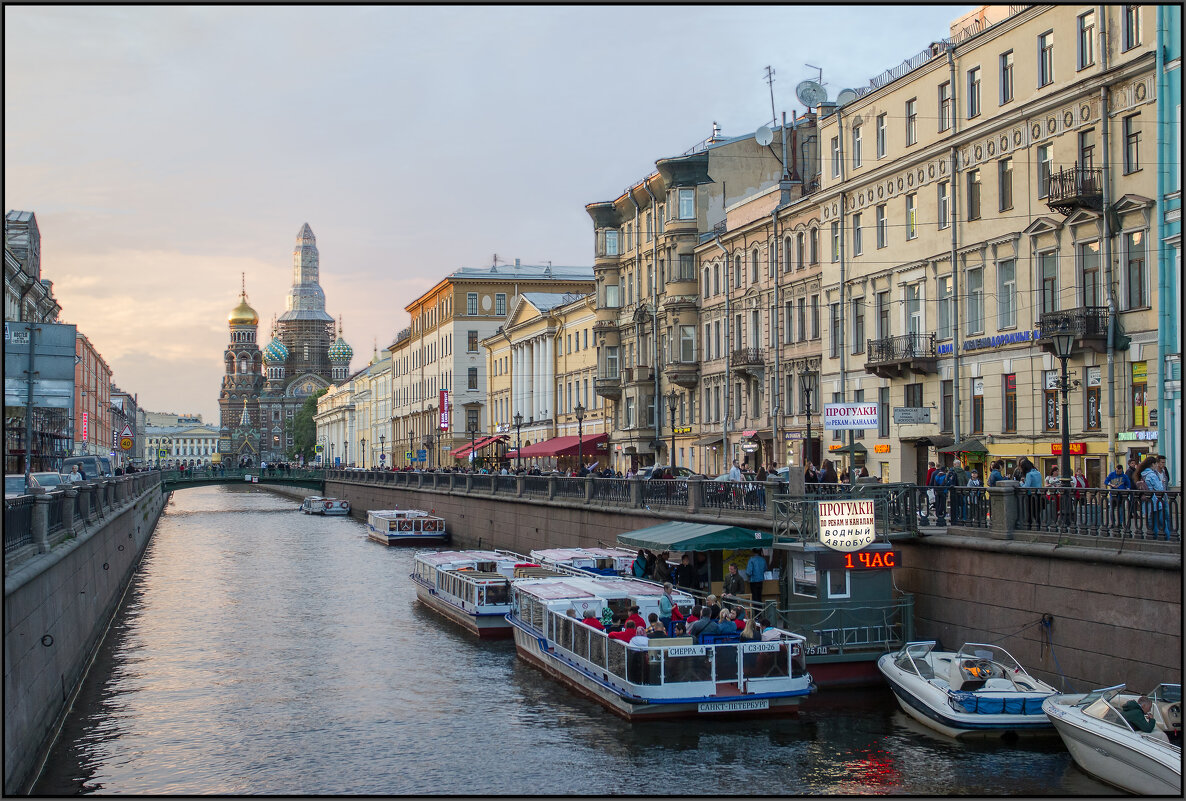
[33,486,1115,795]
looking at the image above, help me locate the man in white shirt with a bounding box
[727,460,743,482]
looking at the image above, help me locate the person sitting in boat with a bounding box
[728,608,746,631]
[688,610,714,640]
[740,617,761,642]
[672,621,688,638]
[1121,696,1157,734]
[628,626,649,648]
[674,554,697,590]
[685,605,701,625]
[704,594,722,619]
[658,583,676,626]
[645,613,667,638]
[581,609,605,631]
[759,617,780,641]
[722,563,746,599]
[608,622,637,642]
[625,606,646,629]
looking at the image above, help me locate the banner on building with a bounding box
[3,321,78,409]
[817,499,876,552]
[439,390,449,430]
[81,411,88,440]
[823,403,879,429]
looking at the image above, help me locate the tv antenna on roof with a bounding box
[764,65,777,127]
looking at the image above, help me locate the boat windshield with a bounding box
[893,642,936,677]
[955,643,1024,673]
[1072,684,1127,709]
[1149,684,1182,703]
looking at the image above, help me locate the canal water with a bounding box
[34,486,1117,796]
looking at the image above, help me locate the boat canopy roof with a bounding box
[516,575,694,605]
[415,549,520,567]
[617,521,771,552]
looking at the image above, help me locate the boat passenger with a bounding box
[628,628,649,648]
[674,554,697,590]
[625,606,646,629]
[688,611,714,640]
[566,608,579,619]
[704,594,721,618]
[672,622,688,638]
[1120,696,1157,733]
[685,606,701,624]
[652,552,672,583]
[658,583,676,626]
[608,622,637,642]
[722,563,746,599]
[581,610,605,631]
[645,614,666,638]
[631,550,648,578]
[740,618,761,642]
[759,617,780,641]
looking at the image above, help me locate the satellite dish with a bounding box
[836,88,859,106]
[796,80,827,108]
[755,125,774,146]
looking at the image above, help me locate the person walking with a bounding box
[1139,455,1168,539]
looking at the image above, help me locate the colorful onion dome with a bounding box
[263,337,289,363]
[328,335,353,362]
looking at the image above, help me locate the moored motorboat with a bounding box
[410,549,543,639]
[508,574,812,720]
[301,496,350,515]
[878,641,1058,738]
[367,508,448,545]
[1043,683,1182,795]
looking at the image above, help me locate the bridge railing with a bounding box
[1014,486,1180,540]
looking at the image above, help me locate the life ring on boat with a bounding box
[423,520,438,531]
[399,520,413,531]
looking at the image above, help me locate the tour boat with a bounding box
[877,641,1058,738]
[529,547,638,576]
[1043,683,1182,795]
[366,508,449,545]
[410,549,547,638]
[301,496,351,516]
[508,575,812,721]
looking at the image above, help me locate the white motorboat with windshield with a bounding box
[367,508,448,545]
[508,574,812,720]
[1043,683,1181,795]
[301,496,351,515]
[877,641,1058,738]
[410,549,549,639]
[529,547,638,576]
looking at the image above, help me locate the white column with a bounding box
[512,344,519,419]
[525,341,534,420]
[546,336,554,420]
[532,339,541,420]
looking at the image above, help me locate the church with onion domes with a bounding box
[218,223,352,464]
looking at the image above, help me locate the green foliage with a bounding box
[288,389,328,460]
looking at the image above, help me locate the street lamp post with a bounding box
[423,433,434,471]
[1051,328,1076,526]
[513,412,523,472]
[379,434,385,469]
[800,365,817,468]
[360,437,366,470]
[408,429,414,468]
[666,388,678,469]
[468,420,478,471]
[575,402,586,474]
[329,442,335,468]
[343,441,348,468]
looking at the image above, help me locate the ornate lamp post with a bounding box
[407,428,414,468]
[800,364,817,468]
[379,434,385,469]
[574,402,586,474]
[468,419,478,470]
[329,441,335,468]
[513,411,523,472]
[1051,327,1076,525]
[360,437,366,469]
[343,441,349,468]
[423,433,434,471]
[666,388,678,468]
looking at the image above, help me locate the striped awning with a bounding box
[450,434,508,459]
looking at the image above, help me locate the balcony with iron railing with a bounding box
[730,348,765,377]
[865,333,939,378]
[1039,306,1110,354]
[665,359,700,389]
[1046,166,1103,215]
[622,365,655,385]
[594,365,622,400]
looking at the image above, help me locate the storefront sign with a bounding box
[1051,442,1087,455]
[673,426,691,434]
[439,390,450,430]
[874,444,891,453]
[817,499,876,552]
[81,411,88,440]
[1087,366,1102,387]
[937,328,1041,355]
[823,403,879,429]
[742,430,757,437]
[1118,430,1158,441]
[892,407,932,424]
[815,547,901,571]
[1132,362,1147,381]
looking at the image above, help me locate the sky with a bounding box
[5,4,972,425]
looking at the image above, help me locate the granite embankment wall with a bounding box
[313,480,1180,693]
[4,480,167,795]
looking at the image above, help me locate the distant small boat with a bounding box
[878,641,1057,738]
[1044,683,1181,795]
[367,508,448,545]
[301,496,351,516]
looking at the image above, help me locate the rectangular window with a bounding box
[937,276,953,340]
[605,283,620,308]
[1123,5,1141,51]
[906,283,922,334]
[1079,128,1096,170]
[852,125,862,168]
[967,66,981,118]
[937,181,949,229]
[905,382,924,409]
[678,188,695,219]
[797,297,806,342]
[679,253,694,280]
[1004,373,1017,432]
[1123,114,1140,173]
[966,168,981,221]
[679,325,695,362]
[879,386,890,437]
[1132,363,1148,426]
[966,267,984,335]
[972,379,984,434]
[876,204,887,248]
[941,380,953,433]
[810,294,820,339]
[1044,371,1059,432]
[905,194,917,239]
[495,293,507,316]
[829,303,841,358]
[1000,50,1014,104]
[1040,251,1058,314]
[830,222,840,262]
[467,367,478,390]
[1037,144,1052,197]
[876,291,889,339]
[796,233,805,269]
[784,300,792,343]
[1038,30,1054,87]
[852,213,862,255]
[467,330,478,352]
[905,98,917,145]
[1125,231,1147,308]
[998,157,1013,210]
[1080,240,1101,307]
[851,298,865,355]
[645,212,652,242]
[605,230,619,256]
[467,292,478,316]
[810,228,819,264]
[938,81,952,131]
[831,136,841,177]
[997,258,1016,328]
[1077,10,1095,70]
[876,113,887,158]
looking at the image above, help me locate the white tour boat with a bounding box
[410,549,541,639]
[878,641,1058,738]
[301,496,351,516]
[1043,683,1181,795]
[508,574,812,721]
[366,508,448,545]
[529,546,638,576]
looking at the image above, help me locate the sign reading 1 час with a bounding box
[817,499,876,552]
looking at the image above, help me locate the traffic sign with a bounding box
[120,436,133,451]
[120,424,133,438]
[417,449,427,460]
[315,444,323,453]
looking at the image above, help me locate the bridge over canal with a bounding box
[158,467,324,494]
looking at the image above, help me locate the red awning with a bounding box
[449,434,508,458]
[516,433,609,458]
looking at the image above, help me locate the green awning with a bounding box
[617,521,771,552]
[829,442,868,455]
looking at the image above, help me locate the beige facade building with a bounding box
[813,4,1160,484]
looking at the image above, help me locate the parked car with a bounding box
[5,474,38,498]
[639,465,696,480]
[30,472,69,488]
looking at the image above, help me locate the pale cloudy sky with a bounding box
[5,4,971,424]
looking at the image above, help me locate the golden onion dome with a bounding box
[228,291,259,326]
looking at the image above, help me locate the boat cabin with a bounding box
[530,547,637,576]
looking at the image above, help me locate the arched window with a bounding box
[784,236,792,273]
[703,267,710,297]
[734,255,742,287]
[240,358,248,374]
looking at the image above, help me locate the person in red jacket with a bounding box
[625,606,646,629]
[581,610,604,631]
[608,622,637,642]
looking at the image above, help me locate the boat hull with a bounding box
[878,654,1054,739]
[511,625,805,722]
[368,529,449,546]
[1044,697,1182,795]
[414,583,511,639]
